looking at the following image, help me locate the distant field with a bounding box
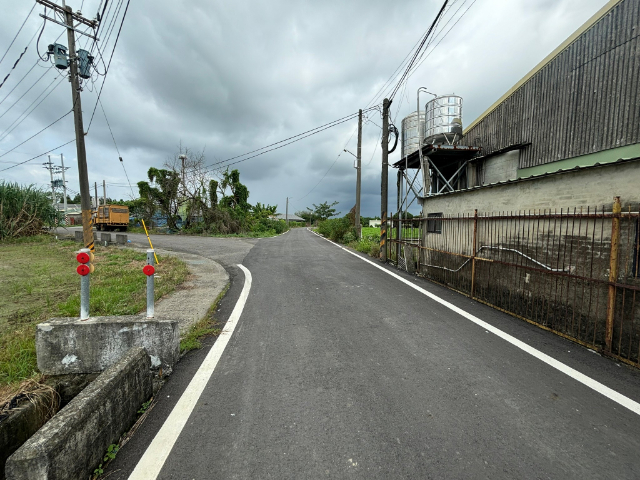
[361,226,420,238]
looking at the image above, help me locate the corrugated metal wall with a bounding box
[464,0,640,169]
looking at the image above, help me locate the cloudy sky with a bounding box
[0,0,608,217]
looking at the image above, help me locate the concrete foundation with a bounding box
[74,231,82,242]
[116,233,128,244]
[100,233,111,243]
[5,348,152,480]
[35,316,180,375]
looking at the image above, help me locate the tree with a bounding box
[253,203,277,217]
[309,201,340,221]
[219,169,250,211]
[295,209,314,223]
[138,168,181,229]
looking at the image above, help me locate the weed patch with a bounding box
[180,282,230,354]
[0,235,188,387]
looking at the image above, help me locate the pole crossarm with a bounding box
[36,0,98,28]
[38,14,98,40]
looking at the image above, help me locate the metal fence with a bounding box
[389,197,640,366]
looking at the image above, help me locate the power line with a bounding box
[0,68,51,120]
[98,97,136,198]
[0,138,75,172]
[202,106,379,174]
[0,3,37,67]
[406,0,478,80]
[297,122,360,202]
[0,110,72,160]
[86,0,131,133]
[388,0,450,101]
[0,75,65,142]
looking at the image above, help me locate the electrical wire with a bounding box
[202,107,378,174]
[0,68,51,120]
[406,0,478,80]
[0,110,73,161]
[0,3,37,68]
[0,138,75,172]
[86,0,131,133]
[0,75,65,142]
[388,0,449,101]
[202,107,376,172]
[296,121,360,202]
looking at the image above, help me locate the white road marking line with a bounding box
[310,229,640,417]
[128,264,253,480]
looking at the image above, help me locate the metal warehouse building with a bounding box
[390,0,640,367]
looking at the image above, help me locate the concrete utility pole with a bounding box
[95,182,98,209]
[381,98,390,262]
[64,4,94,251]
[37,0,97,251]
[103,179,106,208]
[60,154,68,222]
[355,109,362,239]
[286,197,289,227]
[45,156,56,206]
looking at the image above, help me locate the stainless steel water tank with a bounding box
[423,95,463,144]
[401,111,425,159]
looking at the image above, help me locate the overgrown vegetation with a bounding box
[0,236,188,388]
[0,182,59,240]
[180,283,230,354]
[131,146,290,237]
[316,217,382,258]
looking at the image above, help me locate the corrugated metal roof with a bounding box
[464,0,623,133]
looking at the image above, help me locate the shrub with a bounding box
[369,243,380,258]
[0,182,59,240]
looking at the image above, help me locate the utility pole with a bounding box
[45,156,56,206]
[37,0,98,252]
[60,154,68,224]
[103,179,107,208]
[355,109,362,239]
[286,197,289,227]
[95,182,98,209]
[381,98,390,262]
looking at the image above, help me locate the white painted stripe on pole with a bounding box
[310,229,640,417]
[128,264,252,480]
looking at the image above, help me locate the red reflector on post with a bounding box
[143,265,155,276]
[76,252,90,264]
[77,264,90,276]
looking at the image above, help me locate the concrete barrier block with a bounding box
[74,231,82,242]
[35,316,180,375]
[5,347,152,480]
[116,233,127,245]
[100,233,112,243]
[93,232,98,242]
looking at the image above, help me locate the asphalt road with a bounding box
[107,227,640,479]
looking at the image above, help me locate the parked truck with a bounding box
[94,205,129,231]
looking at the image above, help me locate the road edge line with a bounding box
[128,264,253,480]
[309,229,640,417]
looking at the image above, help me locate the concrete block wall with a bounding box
[421,160,640,215]
[5,348,152,480]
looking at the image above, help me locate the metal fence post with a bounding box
[605,196,621,353]
[79,248,90,321]
[146,249,155,319]
[471,209,478,298]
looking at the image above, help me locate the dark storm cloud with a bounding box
[0,0,607,214]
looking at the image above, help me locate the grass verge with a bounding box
[180,282,230,354]
[0,235,189,390]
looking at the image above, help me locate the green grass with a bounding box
[0,235,188,387]
[180,282,230,354]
